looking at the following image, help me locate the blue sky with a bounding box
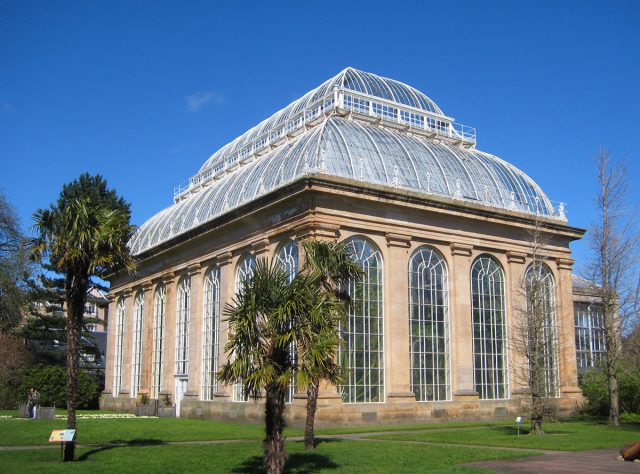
[1,0,638,274]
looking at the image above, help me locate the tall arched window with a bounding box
[175,277,191,376]
[275,239,299,403]
[274,239,298,283]
[233,253,256,401]
[471,255,508,399]
[201,267,221,401]
[340,237,384,403]
[130,292,144,397]
[236,253,257,289]
[151,285,166,399]
[409,246,450,401]
[525,263,559,398]
[113,298,126,397]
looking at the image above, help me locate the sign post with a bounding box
[515,417,523,436]
[49,430,76,461]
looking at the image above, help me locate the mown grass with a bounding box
[0,439,533,473]
[371,419,640,451]
[0,416,301,446]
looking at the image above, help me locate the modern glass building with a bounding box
[102,68,587,423]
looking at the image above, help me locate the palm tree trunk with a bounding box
[63,273,88,462]
[264,384,287,474]
[304,380,319,450]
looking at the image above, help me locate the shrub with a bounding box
[580,362,640,416]
[18,365,101,409]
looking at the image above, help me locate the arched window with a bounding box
[409,246,450,401]
[201,267,221,401]
[471,255,508,399]
[274,239,298,283]
[151,285,166,399]
[236,253,257,290]
[340,237,384,403]
[525,263,559,398]
[274,239,299,403]
[113,298,126,397]
[175,277,191,376]
[233,253,256,402]
[131,292,145,397]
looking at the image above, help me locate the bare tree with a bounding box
[512,218,560,435]
[588,147,639,426]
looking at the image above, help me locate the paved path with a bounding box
[465,448,639,473]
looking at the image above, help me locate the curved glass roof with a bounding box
[130,115,560,255]
[197,68,444,175]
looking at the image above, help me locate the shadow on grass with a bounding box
[231,440,342,473]
[77,439,164,461]
[231,453,339,473]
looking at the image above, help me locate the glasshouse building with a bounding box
[102,68,588,424]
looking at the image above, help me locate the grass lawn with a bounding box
[2,415,638,472]
[0,439,533,473]
[0,416,304,446]
[372,419,640,451]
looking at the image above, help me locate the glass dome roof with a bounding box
[129,110,562,255]
[197,68,445,175]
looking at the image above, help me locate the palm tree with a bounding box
[218,258,322,474]
[298,240,362,451]
[31,174,134,461]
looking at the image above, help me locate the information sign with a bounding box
[49,430,76,443]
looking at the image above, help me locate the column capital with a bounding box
[153,272,176,286]
[385,232,411,248]
[450,242,473,257]
[294,222,340,242]
[251,238,271,255]
[556,257,575,271]
[506,251,527,264]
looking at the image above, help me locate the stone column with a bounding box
[214,252,234,400]
[449,243,478,400]
[555,258,581,398]
[384,233,415,402]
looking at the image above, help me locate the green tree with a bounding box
[31,173,135,461]
[0,190,32,334]
[218,258,322,474]
[298,240,361,450]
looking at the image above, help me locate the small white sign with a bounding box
[516,416,522,424]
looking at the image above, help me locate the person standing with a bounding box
[31,388,40,419]
[27,388,35,418]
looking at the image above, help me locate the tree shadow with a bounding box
[231,441,342,473]
[77,439,164,461]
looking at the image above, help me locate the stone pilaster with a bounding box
[449,243,478,399]
[138,281,153,397]
[555,257,581,397]
[182,263,203,401]
[384,233,415,402]
[214,252,234,400]
[160,272,176,395]
[505,251,528,395]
